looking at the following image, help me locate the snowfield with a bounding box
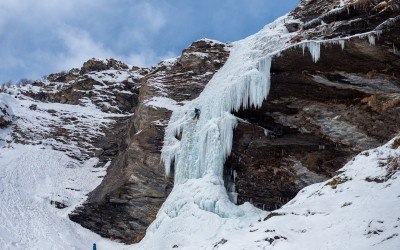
[0,93,129,250]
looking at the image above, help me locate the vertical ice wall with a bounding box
[161,55,272,186]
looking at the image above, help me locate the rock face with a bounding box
[224,0,400,210]
[80,58,129,74]
[0,101,13,128]
[69,39,230,243]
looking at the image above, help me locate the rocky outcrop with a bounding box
[22,58,141,114]
[0,96,13,129]
[0,104,12,128]
[224,0,400,211]
[80,58,129,74]
[47,68,80,83]
[69,39,230,243]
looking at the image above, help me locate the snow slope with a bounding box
[0,93,129,250]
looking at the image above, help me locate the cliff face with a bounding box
[69,39,230,243]
[224,0,400,210]
[5,0,399,245]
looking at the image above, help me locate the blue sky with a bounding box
[0,0,299,84]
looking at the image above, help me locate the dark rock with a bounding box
[264,213,283,221]
[94,149,104,157]
[265,238,274,244]
[285,23,300,32]
[80,58,129,75]
[365,177,384,183]
[0,105,12,128]
[29,104,37,110]
[50,200,68,209]
[47,109,57,114]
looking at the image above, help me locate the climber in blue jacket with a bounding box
[93,243,96,250]
[193,108,200,120]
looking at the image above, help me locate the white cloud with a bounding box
[124,50,177,68]
[0,0,174,82]
[56,26,115,70]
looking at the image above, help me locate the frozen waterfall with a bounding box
[136,15,295,250]
[161,56,271,185]
[136,12,374,250]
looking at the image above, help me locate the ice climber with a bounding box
[93,243,96,250]
[193,108,200,120]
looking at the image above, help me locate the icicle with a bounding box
[368,34,375,46]
[304,42,321,63]
[376,30,382,40]
[339,40,345,50]
[302,43,306,56]
[327,39,345,51]
[228,192,237,204]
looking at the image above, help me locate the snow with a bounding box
[179,135,400,250]
[0,145,119,250]
[158,57,178,67]
[0,93,130,250]
[144,96,186,111]
[185,52,209,59]
[89,69,132,84]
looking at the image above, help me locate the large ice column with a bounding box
[162,55,272,186]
